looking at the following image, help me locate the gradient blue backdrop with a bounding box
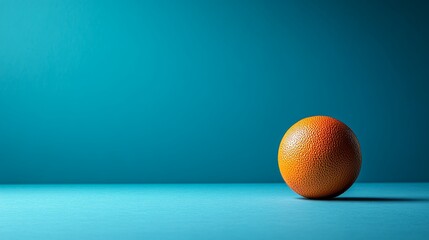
[0,0,428,183]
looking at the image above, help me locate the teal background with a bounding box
[0,0,428,183]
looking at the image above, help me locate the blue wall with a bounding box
[0,0,428,183]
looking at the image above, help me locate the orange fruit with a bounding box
[278,116,361,199]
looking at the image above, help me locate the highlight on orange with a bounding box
[278,116,361,199]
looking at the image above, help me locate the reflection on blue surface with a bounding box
[0,183,428,239]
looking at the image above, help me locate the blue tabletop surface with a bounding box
[0,183,428,240]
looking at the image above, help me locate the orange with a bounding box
[278,116,361,199]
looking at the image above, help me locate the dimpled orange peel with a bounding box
[278,116,361,199]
